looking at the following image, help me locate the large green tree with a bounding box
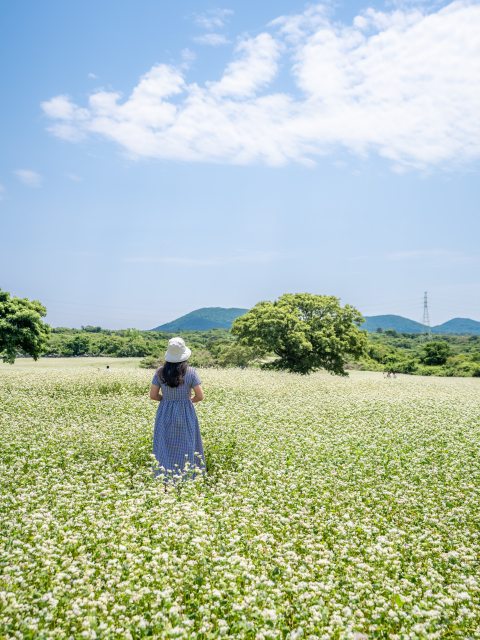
[420,341,451,366]
[0,288,50,364]
[231,293,367,375]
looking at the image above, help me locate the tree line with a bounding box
[2,288,479,376]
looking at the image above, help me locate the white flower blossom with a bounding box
[0,365,479,639]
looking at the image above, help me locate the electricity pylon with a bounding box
[420,291,432,342]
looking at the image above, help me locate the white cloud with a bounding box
[194,8,233,30]
[41,1,480,170]
[0,184,5,200]
[125,250,283,266]
[14,170,43,188]
[65,173,83,181]
[88,73,99,79]
[41,94,87,120]
[181,48,196,63]
[41,94,89,142]
[193,33,230,46]
[207,34,281,98]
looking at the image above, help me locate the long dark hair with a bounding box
[157,361,188,388]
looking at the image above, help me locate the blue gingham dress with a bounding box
[152,366,205,480]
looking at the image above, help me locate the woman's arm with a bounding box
[191,384,204,404]
[150,384,163,402]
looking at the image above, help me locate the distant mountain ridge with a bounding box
[362,315,424,333]
[432,318,480,334]
[363,314,480,335]
[151,308,480,335]
[151,307,248,332]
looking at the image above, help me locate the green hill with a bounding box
[362,315,425,333]
[151,307,249,332]
[152,309,480,335]
[432,318,480,335]
[362,314,480,334]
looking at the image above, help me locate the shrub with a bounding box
[189,350,216,368]
[415,365,438,376]
[384,329,398,337]
[215,343,265,368]
[139,355,163,369]
[391,358,417,374]
[205,339,234,357]
[420,341,451,366]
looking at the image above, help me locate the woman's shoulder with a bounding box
[186,365,201,383]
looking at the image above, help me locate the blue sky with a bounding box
[1,0,479,329]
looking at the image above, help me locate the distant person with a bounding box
[393,372,397,379]
[150,337,205,482]
[105,365,110,372]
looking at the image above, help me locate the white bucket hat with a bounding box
[165,337,191,363]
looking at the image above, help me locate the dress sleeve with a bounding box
[152,373,161,386]
[189,367,201,387]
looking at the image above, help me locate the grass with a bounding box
[9,357,143,370]
[1,361,480,640]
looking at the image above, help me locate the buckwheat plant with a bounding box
[0,366,479,640]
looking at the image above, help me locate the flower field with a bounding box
[1,362,480,640]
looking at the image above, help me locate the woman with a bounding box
[150,337,205,481]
